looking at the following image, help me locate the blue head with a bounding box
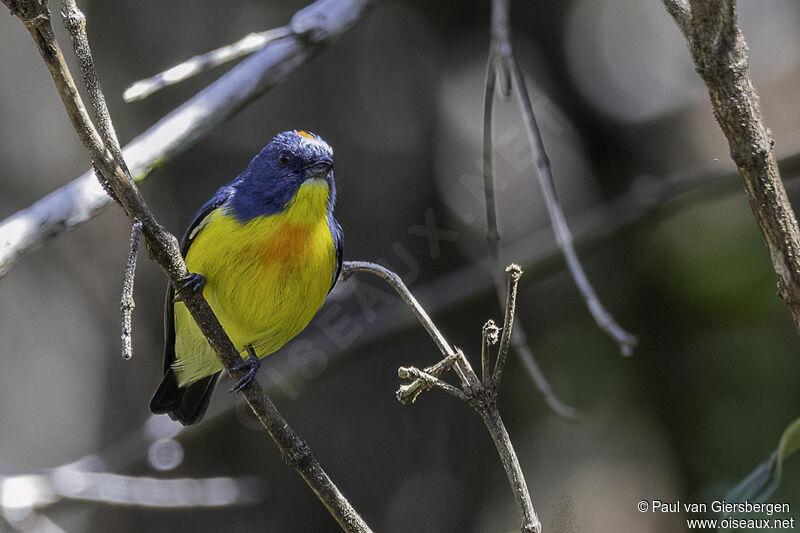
[229,130,336,222]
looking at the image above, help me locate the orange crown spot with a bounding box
[296,130,315,140]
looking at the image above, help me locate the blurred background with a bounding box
[2,0,800,531]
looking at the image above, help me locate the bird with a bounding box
[149,130,343,425]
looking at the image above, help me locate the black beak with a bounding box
[304,158,334,180]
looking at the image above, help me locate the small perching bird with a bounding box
[150,130,343,425]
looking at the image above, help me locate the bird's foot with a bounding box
[230,346,261,392]
[173,273,206,302]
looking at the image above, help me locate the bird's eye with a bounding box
[278,153,290,167]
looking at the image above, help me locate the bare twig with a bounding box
[59,0,141,361]
[391,262,541,533]
[492,264,522,386]
[481,319,499,385]
[124,28,292,101]
[60,0,128,177]
[397,366,468,402]
[483,58,501,263]
[487,0,637,357]
[662,0,800,333]
[341,261,456,359]
[120,219,141,360]
[0,0,372,279]
[2,2,371,531]
[60,0,123,204]
[396,352,460,404]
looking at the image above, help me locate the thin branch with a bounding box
[488,0,637,357]
[397,366,468,402]
[341,261,457,359]
[483,58,501,262]
[396,353,460,404]
[475,399,539,533]
[124,28,292,101]
[60,0,129,177]
[492,264,522,386]
[120,219,141,360]
[0,0,372,279]
[510,55,638,355]
[662,0,800,333]
[2,2,371,531]
[481,319,499,385]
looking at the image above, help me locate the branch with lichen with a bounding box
[1,1,371,531]
[661,0,800,332]
[343,261,541,533]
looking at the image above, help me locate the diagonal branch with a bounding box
[1,2,371,531]
[663,0,800,332]
[341,261,457,359]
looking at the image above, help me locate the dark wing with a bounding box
[149,185,234,425]
[328,214,343,293]
[179,184,236,254]
[165,185,234,371]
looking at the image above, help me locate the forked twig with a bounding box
[374,264,541,533]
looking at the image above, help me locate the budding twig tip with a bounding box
[505,263,523,279]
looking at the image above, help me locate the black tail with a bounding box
[149,369,221,426]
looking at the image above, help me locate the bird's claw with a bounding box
[173,273,206,302]
[230,347,261,392]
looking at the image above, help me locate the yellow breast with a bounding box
[171,181,336,386]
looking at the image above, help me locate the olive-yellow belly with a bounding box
[171,206,335,387]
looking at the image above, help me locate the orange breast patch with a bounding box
[251,223,311,267]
